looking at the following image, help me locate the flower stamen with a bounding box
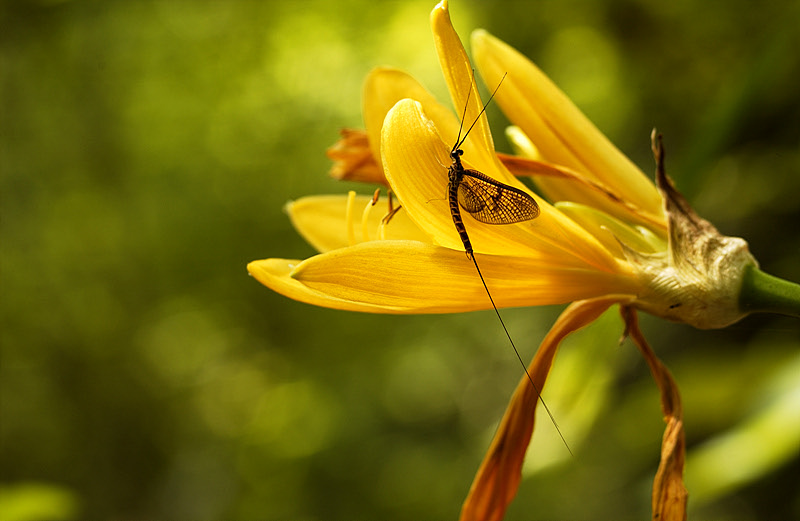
[358,189,381,243]
[379,190,403,236]
[345,190,357,246]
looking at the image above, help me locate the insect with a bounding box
[448,75,570,452]
[447,147,540,254]
[447,73,539,254]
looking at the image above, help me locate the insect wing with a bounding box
[457,169,540,224]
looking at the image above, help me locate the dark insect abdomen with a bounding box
[448,165,473,255]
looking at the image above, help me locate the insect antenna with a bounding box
[452,72,507,153]
[467,242,571,455]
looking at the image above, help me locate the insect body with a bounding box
[447,147,539,256]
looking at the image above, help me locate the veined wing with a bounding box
[457,169,540,224]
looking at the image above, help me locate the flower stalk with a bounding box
[739,265,800,318]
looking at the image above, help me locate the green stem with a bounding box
[739,264,800,318]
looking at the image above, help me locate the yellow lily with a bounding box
[249,0,756,327]
[248,1,798,520]
[249,37,648,317]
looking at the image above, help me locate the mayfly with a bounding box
[448,74,570,451]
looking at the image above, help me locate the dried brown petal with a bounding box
[326,128,387,185]
[621,305,688,521]
[460,295,631,521]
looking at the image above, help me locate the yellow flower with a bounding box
[248,3,755,329]
[250,41,646,317]
[247,2,779,520]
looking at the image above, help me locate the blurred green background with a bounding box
[2,0,799,520]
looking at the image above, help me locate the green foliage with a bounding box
[0,483,79,521]
[2,1,798,520]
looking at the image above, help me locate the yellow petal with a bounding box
[247,258,407,313]
[381,98,632,274]
[471,29,664,219]
[363,67,458,167]
[252,241,640,314]
[503,125,667,230]
[555,201,666,256]
[505,125,543,160]
[430,0,503,178]
[288,194,431,253]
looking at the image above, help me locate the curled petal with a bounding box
[621,306,687,521]
[461,295,633,521]
[363,67,459,165]
[382,98,631,274]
